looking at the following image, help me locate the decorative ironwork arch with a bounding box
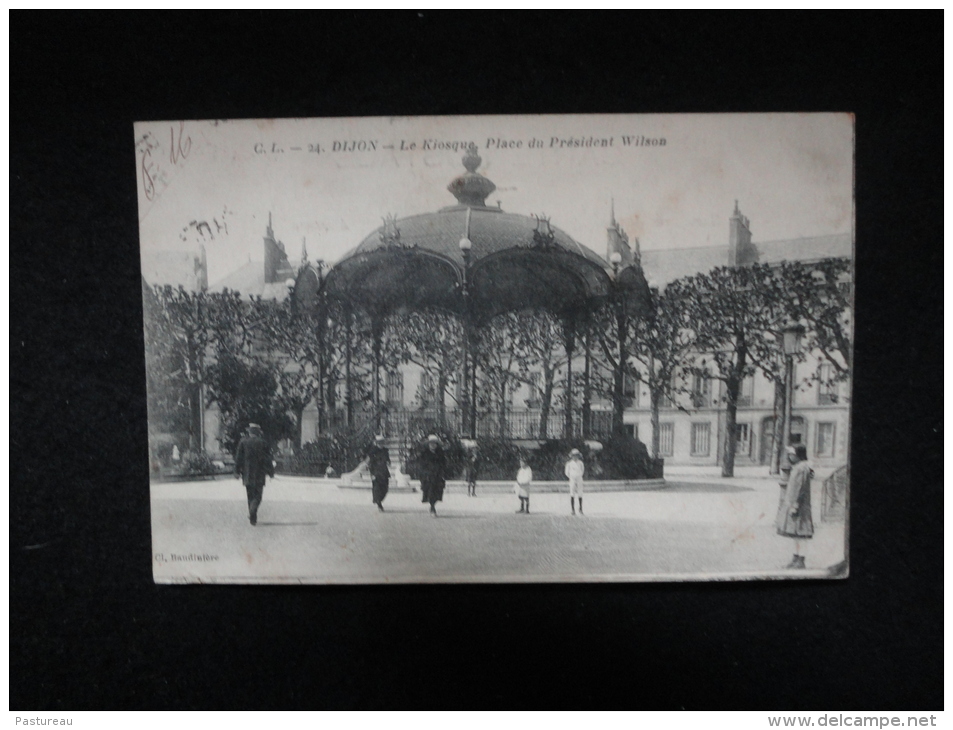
[291,145,650,442]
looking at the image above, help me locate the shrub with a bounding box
[297,434,358,475]
[530,438,592,481]
[278,440,332,476]
[467,438,521,481]
[597,434,654,480]
[180,450,216,476]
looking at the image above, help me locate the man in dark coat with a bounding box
[365,434,391,512]
[418,434,446,517]
[234,423,274,526]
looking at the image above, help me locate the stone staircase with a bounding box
[338,436,415,491]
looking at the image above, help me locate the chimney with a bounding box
[728,200,753,266]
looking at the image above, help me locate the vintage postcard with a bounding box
[137,113,853,584]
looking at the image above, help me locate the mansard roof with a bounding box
[640,233,852,288]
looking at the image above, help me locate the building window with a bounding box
[691,373,712,408]
[624,372,639,407]
[385,371,404,405]
[818,363,839,405]
[736,422,752,457]
[658,423,674,457]
[526,372,541,408]
[662,373,678,408]
[816,422,835,457]
[691,422,711,456]
[737,376,755,407]
[418,372,436,405]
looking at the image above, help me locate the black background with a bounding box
[10,12,942,709]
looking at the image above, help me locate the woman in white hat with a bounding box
[564,448,585,515]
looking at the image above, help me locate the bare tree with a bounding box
[630,283,698,459]
[682,264,780,477]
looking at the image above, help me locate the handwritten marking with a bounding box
[169,121,191,165]
[141,148,156,201]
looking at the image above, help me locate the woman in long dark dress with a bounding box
[417,434,446,517]
[365,434,390,512]
[776,444,815,568]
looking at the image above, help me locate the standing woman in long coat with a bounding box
[418,434,446,517]
[776,443,815,569]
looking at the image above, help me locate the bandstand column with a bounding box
[372,314,383,431]
[563,318,576,439]
[459,227,476,440]
[344,305,354,430]
[315,313,325,436]
[582,325,592,439]
[469,325,478,439]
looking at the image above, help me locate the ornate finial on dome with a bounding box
[448,145,496,207]
[462,143,481,173]
[380,214,402,247]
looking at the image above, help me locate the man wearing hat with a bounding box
[364,434,391,512]
[234,423,274,526]
[564,448,585,515]
[417,434,446,517]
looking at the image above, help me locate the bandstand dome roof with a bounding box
[320,144,636,322]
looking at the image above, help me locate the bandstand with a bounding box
[290,144,651,446]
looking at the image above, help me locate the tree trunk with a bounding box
[293,404,305,453]
[721,375,740,478]
[498,381,507,437]
[325,367,336,415]
[539,369,554,439]
[721,335,748,478]
[189,381,203,453]
[650,386,662,460]
[460,327,470,436]
[770,377,785,475]
[372,318,382,430]
[315,358,324,437]
[437,364,448,428]
[613,309,627,436]
[345,309,353,430]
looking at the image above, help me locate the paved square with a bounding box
[151,476,846,583]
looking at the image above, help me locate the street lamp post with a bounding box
[459,232,476,439]
[779,321,806,470]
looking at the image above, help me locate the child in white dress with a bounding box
[515,456,532,514]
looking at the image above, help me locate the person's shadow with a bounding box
[255,521,323,527]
